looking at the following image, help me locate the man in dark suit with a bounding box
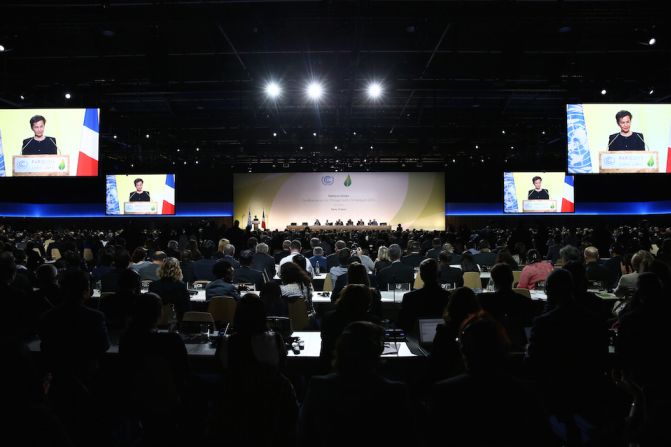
[300,321,414,446]
[473,240,497,267]
[583,246,610,288]
[326,240,347,270]
[39,270,110,397]
[425,238,443,260]
[251,242,276,281]
[603,243,624,290]
[233,250,265,290]
[525,269,611,431]
[376,244,415,291]
[438,252,464,287]
[401,240,423,268]
[397,258,450,332]
[274,240,291,264]
[477,263,536,351]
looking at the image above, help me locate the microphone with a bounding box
[635,133,651,151]
[48,137,59,155]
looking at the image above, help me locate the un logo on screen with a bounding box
[321,175,334,185]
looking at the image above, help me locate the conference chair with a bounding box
[463,272,482,289]
[51,248,62,261]
[207,296,237,327]
[513,288,531,299]
[287,298,311,331]
[157,304,176,328]
[322,274,334,291]
[413,274,424,290]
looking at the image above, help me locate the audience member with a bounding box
[205,260,241,301]
[148,257,191,320]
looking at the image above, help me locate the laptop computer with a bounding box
[417,318,444,349]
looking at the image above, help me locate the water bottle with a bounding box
[486,278,494,292]
[315,262,320,275]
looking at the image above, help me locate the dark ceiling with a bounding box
[0,0,668,172]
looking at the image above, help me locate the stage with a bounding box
[285,224,392,232]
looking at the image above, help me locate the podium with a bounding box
[123,202,159,214]
[13,155,70,176]
[522,200,558,213]
[599,151,659,173]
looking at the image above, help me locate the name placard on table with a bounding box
[599,151,659,173]
[13,155,70,176]
[123,201,159,214]
[522,200,558,213]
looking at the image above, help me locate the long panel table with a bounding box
[286,225,392,232]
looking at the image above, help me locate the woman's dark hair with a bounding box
[29,115,46,127]
[131,247,147,263]
[444,287,481,324]
[280,261,311,288]
[615,110,632,123]
[333,321,384,375]
[128,292,162,331]
[292,254,309,275]
[458,315,511,374]
[336,284,371,318]
[526,249,541,264]
[234,293,268,335]
[347,262,369,287]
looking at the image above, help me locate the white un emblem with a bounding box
[321,175,334,185]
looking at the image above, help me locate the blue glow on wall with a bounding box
[0,202,233,218]
[2,201,671,218]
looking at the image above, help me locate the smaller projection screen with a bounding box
[234,172,445,230]
[106,174,175,215]
[503,172,574,214]
[0,108,100,177]
[567,104,671,174]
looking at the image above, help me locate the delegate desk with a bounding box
[285,225,392,232]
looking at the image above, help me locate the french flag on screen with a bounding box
[666,125,671,173]
[561,175,575,213]
[162,174,175,214]
[76,109,99,176]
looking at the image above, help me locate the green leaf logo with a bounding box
[151,206,156,211]
[344,174,352,187]
[58,160,65,170]
[647,156,655,167]
[550,203,555,209]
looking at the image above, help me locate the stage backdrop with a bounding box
[234,172,445,230]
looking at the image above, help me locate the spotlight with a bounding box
[145,134,150,139]
[19,95,24,100]
[542,130,546,135]
[306,81,323,100]
[649,37,656,46]
[0,44,5,52]
[367,82,383,99]
[313,132,317,137]
[195,160,199,165]
[264,81,282,99]
[601,89,607,95]
[196,147,200,151]
[452,159,456,163]
[353,131,357,135]
[64,92,71,99]
[475,145,479,149]
[113,134,117,139]
[299,146,303,150]
[501,130,506,135]
[177,148,180,152]
[649,89,655,95]
[183,161,187,165]
[130,163,134,168]
[273,132,277,137]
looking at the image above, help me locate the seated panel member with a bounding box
[608,110,645,151]
[527,176,549,200]
[22,115,58,155]
[129,178,150,202]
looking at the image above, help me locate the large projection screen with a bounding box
[234,172,445,230]
[0,108,99,177]
[567,104,671,174]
